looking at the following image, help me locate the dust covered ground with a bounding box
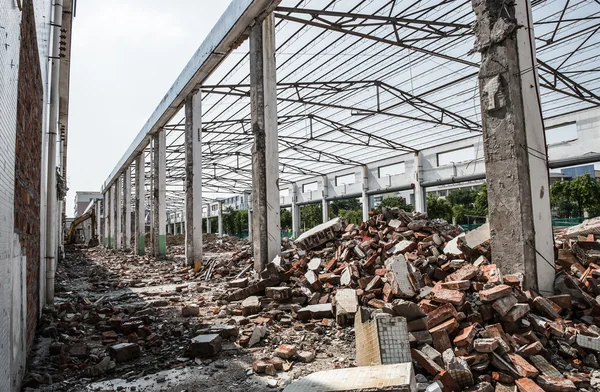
[23,234,355,392]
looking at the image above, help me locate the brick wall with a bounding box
[0,0,24,389]
[14,0,44,352]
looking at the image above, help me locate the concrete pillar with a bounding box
[291,184,300,238]
[152,131,167,257]
[110,183,117,248]
[96,200,101,243]
[116,176,123,249]
[218,201,223,237]
[103,191,110,247]
[322,176,329,222]
[206,210,212,234]
[361,166,370,222]
[250,13,280,271]
[473,0,554,294]
[135,154,146,255]
[413,152,426,213]
[248,208,253,242]
[185,91,203,267]
[124,166,132,250]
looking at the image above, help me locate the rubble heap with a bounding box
[226,208,600,392]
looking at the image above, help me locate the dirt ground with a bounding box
[23,240,355,392]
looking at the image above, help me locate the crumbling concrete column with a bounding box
[111,182,118,249]
[473,0,554,294]
[291,184,300,238]
[116,176,123,249]
[135,154,146,255]
[413,152,426,213]
[361,166,370,222]
[96,199,102,244]
[103,190,110,248]
[250,13,280,271]
[248,208,253,242]
[206,211,212,234]
[124,166,132,250]
[152,130,167,257]
[322,176,329,222]
[218,201,223,237]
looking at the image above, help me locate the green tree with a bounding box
[300,204,323,230]
[281,208,292,230]
[570,174,600,217]
[338,209,363,225]
[473,183,488,217]
[330,198,361,216]
[446,188,477,208]
[550,180,577,218]
[426,195,452,221]
[378,196,414,212]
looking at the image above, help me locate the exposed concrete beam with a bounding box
[185,92,203,267]
[124,166,132,250]
[250,13,280,271]
[361,166,369,222]
[413,152,426,213]
[152,131,167,257]
[473,0,554,294]
[135,154,146,255]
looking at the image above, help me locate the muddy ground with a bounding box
[23,238,355,392]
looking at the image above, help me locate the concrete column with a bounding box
[206,211,212,234]
[361,166,370,222]
[322,175,329,222]
[218,201,223,237]
[135,154,146,255]
[124,166,132,250]
[473,0,554,294]
[185,92,203,267]
[96,200,101,244]
[291,184,300,238]
[248,208,253,242]
[116,176,123,249]
[152,131,167,257]
[103,191,109,247]
[111,183,117,249]
[250,13,280,271]
[413,152,426,213]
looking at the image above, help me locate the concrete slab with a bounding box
[294,218,346,250]
[282,362,416,392]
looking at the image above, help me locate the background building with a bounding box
[74,191,102,217]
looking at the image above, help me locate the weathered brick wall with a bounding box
[0,0,52,389]
[0,0,24,389]
[15,0,44,353]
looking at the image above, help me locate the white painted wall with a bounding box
[0,1,54,389]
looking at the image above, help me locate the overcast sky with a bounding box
[66,1,231,216]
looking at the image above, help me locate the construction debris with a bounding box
[23,209,600,391]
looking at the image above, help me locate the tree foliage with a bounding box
[221,208,248,235]
[280,208,293,230]
[379,196,414,212]
[426,196,453,221]
[550,174,600,218]
[300,204,323,230]
[330,198,362,217]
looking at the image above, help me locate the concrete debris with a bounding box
[24,210,600,392]
[282,362,417,392]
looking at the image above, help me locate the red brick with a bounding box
[479,284,512,302]
[411,348,443,376]
[274,344,297,359]
[515,378,544,392]
[536,375,576,392]
[453,325,477,347]
[429,318,458,335]
[508,354,539,378]
[426,303,458,329]
[433,288,465,306]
